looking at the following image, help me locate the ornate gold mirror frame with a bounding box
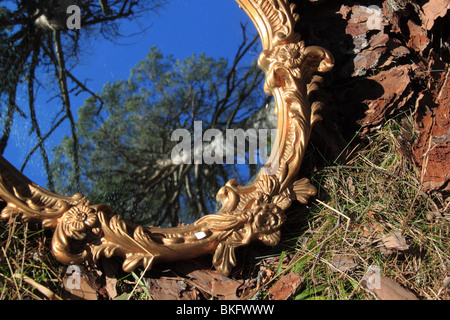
[0,0,333,277]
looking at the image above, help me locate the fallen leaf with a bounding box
[175,259,242,300]
[362,275,419,300]
[268,272,303,300]
[191,270,241,300]
[62,266,99,300]
[381,230,409,251]
[145,277,199,300]
[211,278,242,300]
[105,277,117,299]
[329,254,358,272]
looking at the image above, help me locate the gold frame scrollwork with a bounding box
[0,0,333,277]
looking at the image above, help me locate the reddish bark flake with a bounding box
[359,65,412,129]
[413,71,450,191]
[268,272,303,300]
[421,0,450,30]
[407,20,430,54]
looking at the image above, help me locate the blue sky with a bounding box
[3,0,258,188]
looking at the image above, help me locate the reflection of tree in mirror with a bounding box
[0,0,167,191]
[51,28,266,227]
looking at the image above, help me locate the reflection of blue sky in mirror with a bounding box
[3,0,259,189]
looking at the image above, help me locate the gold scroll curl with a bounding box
[0,0,333,276]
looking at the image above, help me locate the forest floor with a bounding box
[0,0,449,300]
[0,111,448,300]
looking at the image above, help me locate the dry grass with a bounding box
[0,217,64,299]
[256,114,449,300]
[0,113,448,300]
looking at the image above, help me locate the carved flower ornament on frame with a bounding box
[0,0,334,277]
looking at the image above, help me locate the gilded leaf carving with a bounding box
[0,0,333,277]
